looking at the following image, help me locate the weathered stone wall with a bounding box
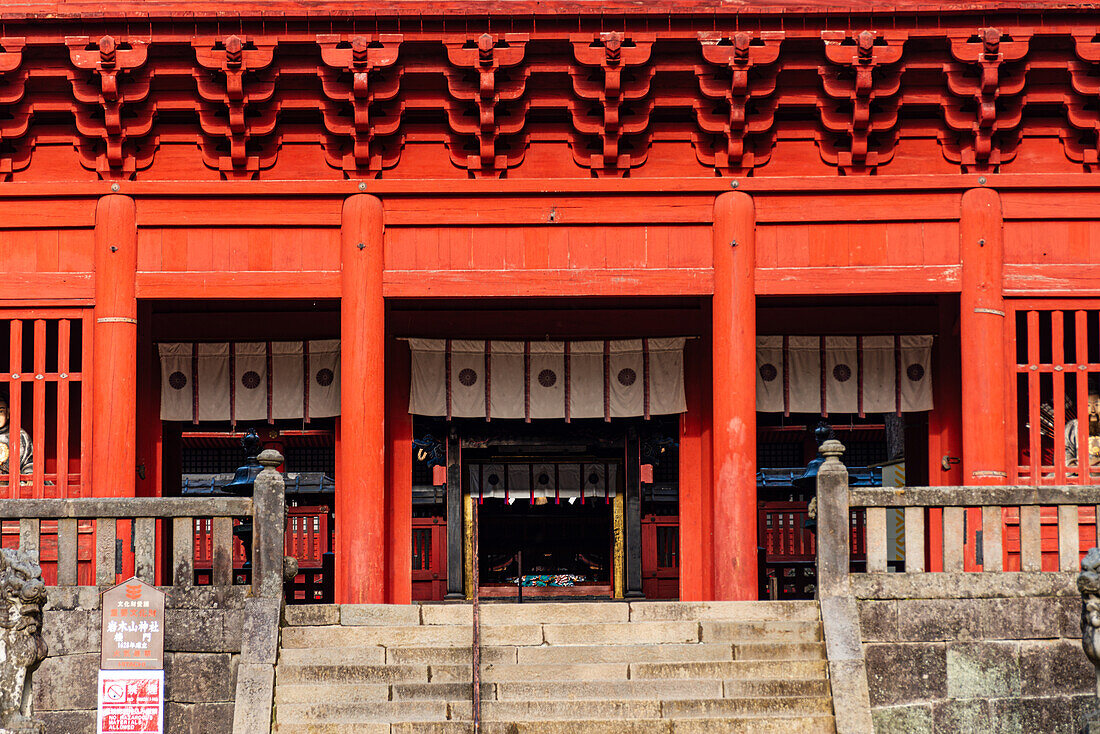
[860,595,1094,733]
[36,585,247,734]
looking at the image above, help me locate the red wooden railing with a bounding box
[641,514,679,599]
[412,516,446,601]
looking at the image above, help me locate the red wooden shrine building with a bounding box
[0,0,1098,605]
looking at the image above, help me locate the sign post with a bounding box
[98,578,166,734]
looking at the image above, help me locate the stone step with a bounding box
[386,645,518,665]
[389,716,837,733]
[732,641,826,661]
[660,696,835,718]
[515,642,733,665]
[443,696,833,722]
[276,663,428,685]
[631,659,828,681]
[284,601,822,628]
[495,679,724,701]
[276,701,450,725]
[429,662,630,683]
[274,682,390,705]
[627,601,821,623]
[722,678,831,698]
[280,624,538,648]
[275,719,836,734]
[700,620,823,643]
[278,646,387,666]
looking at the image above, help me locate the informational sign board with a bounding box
[97,669,164,734]
[101,578,165,670]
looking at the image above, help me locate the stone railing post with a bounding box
[252,449,286,600]
[815,439,850,598]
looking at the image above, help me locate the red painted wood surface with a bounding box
[385,337,413,604]
[412,516,447,602]
[641,514,679,600]
[711,192,757,601]
[91,195,136,499]
[959,188,1008,486]
[337,194,386,604]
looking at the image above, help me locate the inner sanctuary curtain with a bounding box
[756,335,933,416]
[158,341,341,422]
[408,338,687,420]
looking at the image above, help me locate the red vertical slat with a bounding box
[80,311,94,497]
[56,319,71,498]
[1053,310,1066,485]
[31,319,46,497]
[1027,310,1041,485]
[8,320,22,498]
[1075,310,1089,485]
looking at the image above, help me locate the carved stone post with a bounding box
[815,440,850,598]
[1078,547,1100,733]
[252,449,286,600]
[0,548,47,734]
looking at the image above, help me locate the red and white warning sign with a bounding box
[97,669,164,734]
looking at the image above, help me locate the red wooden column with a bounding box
[959,187,1007,485]
[92,194,138,498]
[338,194,386,604]
[712,191,757,600]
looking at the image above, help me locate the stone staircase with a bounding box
[273,600,835,734]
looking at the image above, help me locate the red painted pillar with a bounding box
[92,194,137,499]
[959,187,1007,485]
[712,192,757,601]
[338,194,386,604]
[385,336,413,604]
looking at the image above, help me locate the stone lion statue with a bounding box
[0,548,47,734]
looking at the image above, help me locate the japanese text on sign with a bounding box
[97,669,164,734]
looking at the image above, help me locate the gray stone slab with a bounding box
[977,597,1069,640]
[283,605,339,627]
[946,641,1022,699]
[1019,640,1095,697]
[33,652,99,711]
[896,598,982,642]
[232,662,274,734]
[240,597,281,665]
[165,608,239,653]
[852,572,1078,600]
[858,600,898,642]
[38,710,95,734]
[168,701,235,734]
[164,652,238,703]
[990,695,1075,734]
[43,609,99,655]
[340,604,421,626]
[865,643,947,707]
[870,704,933,734]
[932,698,991,733]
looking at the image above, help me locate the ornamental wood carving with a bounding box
[569,32,655,177]
[818,31,906,174]
[695,31,783,176]
[444,33,530,177]
[942,28,1030,171]
[317,33,403,177]
[0,27,1095,179]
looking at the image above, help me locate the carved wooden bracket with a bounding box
[317,33,404,176]
[569,32,655,176]
[942,28,1030,170]
[818,30,905,173]
[0,38,29,180]
[67,35,152,176]
[445,33,530,177]
[1063,32,1100,169]
[695,31,783,175]
[193,35,278,176]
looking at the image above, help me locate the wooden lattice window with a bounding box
[1010,302,1100,484]
[0,310,91,498]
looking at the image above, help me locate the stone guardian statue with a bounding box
[0,548,47,734]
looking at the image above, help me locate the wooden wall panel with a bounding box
[136,227,340,273]
[764,221,960,269]
[0,229,94,273]
[1004,220,1100,264]
[385,224,710,272]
